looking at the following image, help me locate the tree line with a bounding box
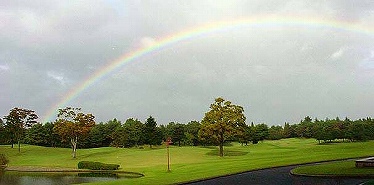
[1,98,374,157]
[1,110,373,149]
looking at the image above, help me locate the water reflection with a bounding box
[0,171,130,185]
[77,172,119,178]
[0,169,3,182]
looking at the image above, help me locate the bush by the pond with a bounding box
[0,154,9,166]
[78,161,120,170]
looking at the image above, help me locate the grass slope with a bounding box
[292,160,374,177]
[1,138,374,185]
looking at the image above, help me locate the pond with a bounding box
[0,170,141,185]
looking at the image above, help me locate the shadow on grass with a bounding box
[199,146,217,149]
[265,143,296,150]
[79,150,118,159]
[206,149,248,156]
[199,142,234,149]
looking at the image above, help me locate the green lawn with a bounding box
[1,138,374,185]
[291,160,374,177]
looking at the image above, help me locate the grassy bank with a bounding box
[291,160,374,177]
[1,138,374,184]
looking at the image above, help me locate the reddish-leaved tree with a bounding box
[3,107,38,152]
[54,107,95,158]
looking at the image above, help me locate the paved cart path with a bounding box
[185,164,373,185]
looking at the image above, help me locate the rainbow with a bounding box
[41,15,373,123]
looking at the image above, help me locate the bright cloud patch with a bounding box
[47,71,66,85]
[359,60,374,70]
[0,65,9,71]
[358,50,374,70]
[140,37,157,48]
[331,48,345,60]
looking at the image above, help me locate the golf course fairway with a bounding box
[1,138,374,185]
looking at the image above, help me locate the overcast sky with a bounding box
[1,0,373,125]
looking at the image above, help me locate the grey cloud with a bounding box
[0,0,373,125]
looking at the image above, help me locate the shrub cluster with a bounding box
[78,161,120,170]
[0,154,9,166]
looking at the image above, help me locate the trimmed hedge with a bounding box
[0,154,8,166]
[78,161,120,170]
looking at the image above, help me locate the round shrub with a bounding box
[78,161,120,170]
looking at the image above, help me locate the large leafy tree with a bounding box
[143,116,162,148]
[87,119,121,148]
[268,125,283,140]
[110,118,145,148]
[184,121,201,146]
[111,126,129,148]
[3,107,38,152]
[199,97,246,157]
[238,124,252,146]
[24,122,61,147]
[165,122,185,146]
[296,116,314,138]
[54,107,95,158]
[43,122,63,147]
[283,122,297,138]
[253,123,269,143]
[24,124,46,146]
[123,118,144,147]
